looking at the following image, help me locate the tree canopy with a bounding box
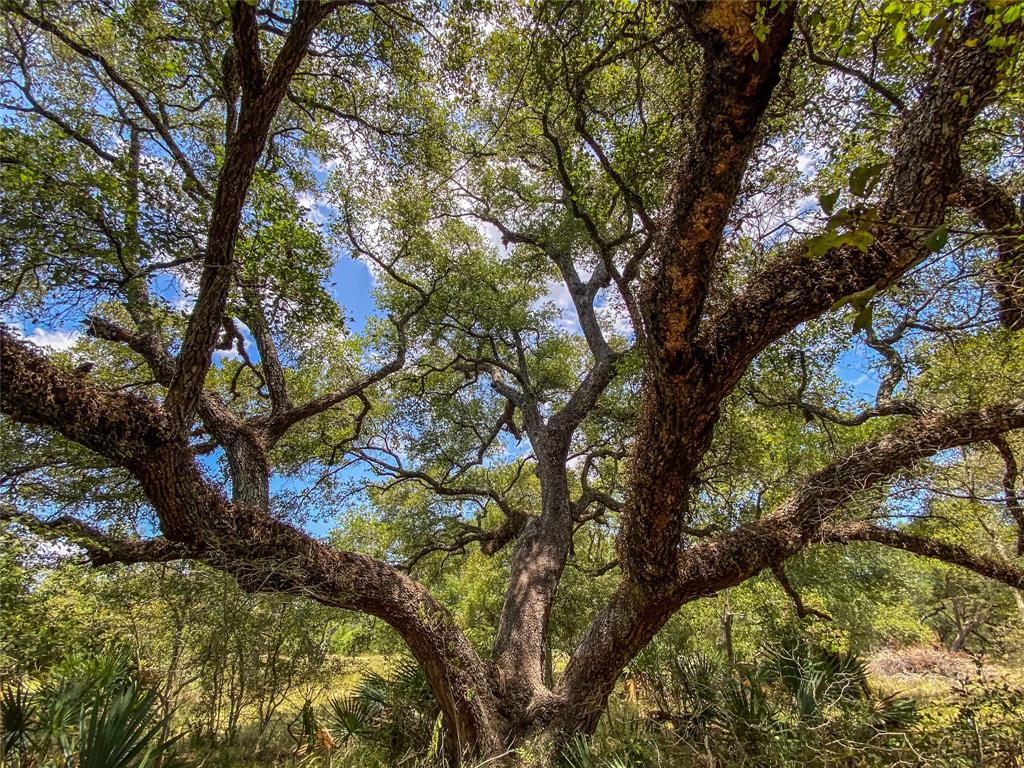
[1,0,1023,763]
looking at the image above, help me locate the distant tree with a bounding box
[2,0,1023,761]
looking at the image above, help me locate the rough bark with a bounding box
[3,1,1023,764]
[493,435,574,723]
[698,5,1009,380]
[821,522,1024,588]
[0,327,508,759]
[955,175,1024,330]
[553,399,1024,737]
[622,0,796,584]
[165,1,331,427]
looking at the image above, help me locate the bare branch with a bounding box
[991,435,1024,555]
[7,2,211,199]
[164,0,332,428]
[797,15,907,113]
[771,564,832,621]
[954,174,1024,330]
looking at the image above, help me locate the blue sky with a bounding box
[5,125,890,544]
[11,222,885,542]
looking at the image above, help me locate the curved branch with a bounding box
[0,507,186,566]
[698,9,1013,386]
[555,397,1024,736]
[771,564,832,621]
[85,316,271,509]
[265,346,405,443]
[822,522,1024,589]
[165,0,332,429]
[797,15,907,113]
[992,435,1024,555]
[240,288,293,416]
[0,325,507,755]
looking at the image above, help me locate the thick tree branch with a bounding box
[992,435,1024,555]
[954,174,1024,330]
[0,326,507,753]
[555,397,1024,736]
[164,0,331,429]
[231,1,267,105]
[0,507,186,565]
[645,0,795,371]
[621,0,796,584]
[240,288,293,416]
[85,316,272,509]
[698,8,1012,386]
[1,327,172,472]
[822,522,1024,589]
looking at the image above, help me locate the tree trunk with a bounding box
[493,436,574,721]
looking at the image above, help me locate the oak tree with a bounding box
[2,0,1023,761]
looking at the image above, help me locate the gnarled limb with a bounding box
[697,7,1012,387]
[771,564,833,621]
[992,435,1024,555]
[165,1,334,428]
[622,0,796,584]
[85,316,272,510]
[0,506,186,566]
[821,522,1024,589]
[0,327,507,757]
[555,398,1024,738]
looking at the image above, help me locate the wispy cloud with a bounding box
[537,280,582,334]
[16,326,81,352]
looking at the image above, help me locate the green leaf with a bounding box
[831,285,877,313]
[894,21,907,46]
[842,229,876,252]
[924,224,948,252]
[819,190,840,215]
[848,163,886,197]
[852,302,874,333]
[807,233,835,259]
[829,208,854,228]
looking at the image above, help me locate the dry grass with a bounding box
[868,644,1023,699]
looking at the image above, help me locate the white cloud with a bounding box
[596,294,634,338]
[212,318,257,365]
[35,539,80,558]
[17,326,81,351]
[478,221,508,255]
[537,280,582,334]
[212,347,243,363]
[298,192,335,228]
